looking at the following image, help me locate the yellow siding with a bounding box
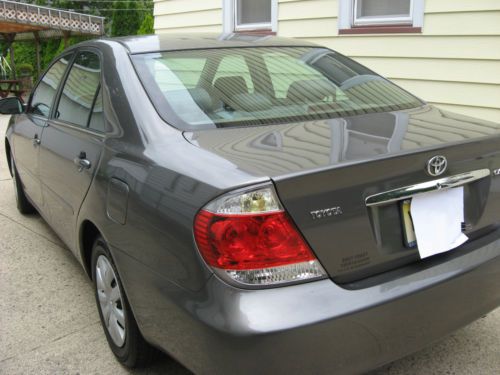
[154,0,500,122]
[154,0,223,34]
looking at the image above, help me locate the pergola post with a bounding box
[62,30,70,49]
[33,31,41,76]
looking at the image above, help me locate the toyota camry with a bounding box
[2,34,500,374]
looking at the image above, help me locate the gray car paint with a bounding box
[4,34,500,374]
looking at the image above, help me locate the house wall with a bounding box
[153,0,500,122]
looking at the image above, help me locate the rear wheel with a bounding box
[91,237,155,368]
[10,153,35,214]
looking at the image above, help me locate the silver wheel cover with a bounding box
[96,255,126,347]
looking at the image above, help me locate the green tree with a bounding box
[138,13,154,35]
[111,0,142,37]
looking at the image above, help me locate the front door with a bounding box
[39,51,104,248]
[12,55,72,208]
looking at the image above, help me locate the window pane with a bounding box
[88,87,104,132]
[237,0,271,25]
[29,56,71,118]
[57,51,101,127]
[357,0,411,17]
[132,47,423,130]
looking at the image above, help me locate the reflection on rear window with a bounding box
[132,47,422,130]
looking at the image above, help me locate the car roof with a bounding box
[96,33,318,54]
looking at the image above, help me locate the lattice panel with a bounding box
[0,1,104,35]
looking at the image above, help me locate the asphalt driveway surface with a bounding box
[0,115,499,374]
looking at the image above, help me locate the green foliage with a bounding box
[17,63,34,76]
[112,0,142,37]
[2,1,154,79]
[138,13,154,35]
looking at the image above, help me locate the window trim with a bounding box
[223,0,278,33]
[338,0,424,34]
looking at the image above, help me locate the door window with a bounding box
[28,55,71,118]
[56,51,101,128]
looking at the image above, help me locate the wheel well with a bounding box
[80,220,101,279]
[5,139,12,176]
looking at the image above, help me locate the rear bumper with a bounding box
[113,235,500,375]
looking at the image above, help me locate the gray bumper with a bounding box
[114,235,500,375]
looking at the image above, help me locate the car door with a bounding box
[39,50,105,248]
[12,54,73,208]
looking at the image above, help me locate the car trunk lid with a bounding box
[184,105,500,283]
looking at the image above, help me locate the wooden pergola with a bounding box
[0,0,105,77]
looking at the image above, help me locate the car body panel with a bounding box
[9,114,46,207]
[39,121,104,247]
[111,230,500,375]
[114,33,317,54]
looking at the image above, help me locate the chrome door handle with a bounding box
[73,154,91,172]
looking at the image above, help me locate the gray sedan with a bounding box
[2,34,500,374]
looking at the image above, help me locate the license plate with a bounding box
[400,199,417,248]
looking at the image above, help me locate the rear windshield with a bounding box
[132,47,422,130]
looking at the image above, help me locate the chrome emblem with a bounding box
[310,206,343,220]
[426,155,447,177]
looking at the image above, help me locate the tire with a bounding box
[91,236,155,368]
[10,153,35,214]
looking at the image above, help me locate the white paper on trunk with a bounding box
[410,186,468,259]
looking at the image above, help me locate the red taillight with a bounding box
[193,184,326,287]
[194,210,316,270]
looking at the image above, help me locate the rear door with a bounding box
[39,50,104,247]
[12,55,72,208]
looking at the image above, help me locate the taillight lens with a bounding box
[194,185,326,287]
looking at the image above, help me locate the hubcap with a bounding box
[96,255,126,347]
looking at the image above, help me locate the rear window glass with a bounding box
[132,47,422,130]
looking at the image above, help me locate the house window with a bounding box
[223,0,277,33]
[339,0,424,34]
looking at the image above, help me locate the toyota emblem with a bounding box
[426,155,448,177]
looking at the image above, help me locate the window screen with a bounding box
[236,0,271,26]
[356,0,412,18]
[28,56,71,118]
[56,51,101,128]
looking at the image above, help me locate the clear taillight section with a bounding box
[194,185,326,287]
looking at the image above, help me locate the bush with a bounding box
[17,63,33,76]
[138,13,154,35]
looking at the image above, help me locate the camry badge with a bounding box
[426,155,447,177]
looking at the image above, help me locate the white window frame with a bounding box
[338,0,424,30]
[223,0,278,33]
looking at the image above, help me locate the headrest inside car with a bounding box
[214,76,249,97]
[231,93,272,112]
[287,79,338,103]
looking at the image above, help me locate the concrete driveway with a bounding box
[0,114,499,374]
